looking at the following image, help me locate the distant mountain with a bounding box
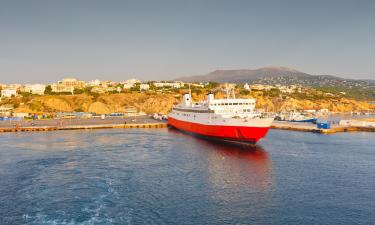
[176,66,374,89]
[177,67,312,83]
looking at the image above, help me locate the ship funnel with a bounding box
[183,93,191,106]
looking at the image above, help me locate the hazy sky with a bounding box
[0,0,374,83]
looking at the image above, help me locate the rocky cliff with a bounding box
[4,92,372,115]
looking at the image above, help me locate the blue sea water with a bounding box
[0,128,374,225]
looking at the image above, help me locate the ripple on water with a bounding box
[0,129,375,224]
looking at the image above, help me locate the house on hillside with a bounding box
[51,78,85,93]
[153,82,183,89]
[87,79,101,86]
[244,83,250,91]
[140,84,150,91]
[24,84,46,95]
[1,89,17,98]
[250,84,274,91]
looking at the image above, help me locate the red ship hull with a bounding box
[168,117,269,144]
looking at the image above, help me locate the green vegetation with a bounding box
[315,86,375,100]
[1,81,372,115]
[206,81,220,90]
[130,83,141,92]
[263,88,281,98]
[73,88,84,95]
[73,87,94,95]
[240,89,250,95]
[44,85,53,95]
[19,92,34,98]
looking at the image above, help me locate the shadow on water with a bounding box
[167,128,274,221]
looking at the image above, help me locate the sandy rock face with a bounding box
[3,92,371,115]
[43,98,73,112]
[138,96,178,114]
[88,102,111,114]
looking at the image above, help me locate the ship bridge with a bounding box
[176,93,259,117]
[208,98,256,116]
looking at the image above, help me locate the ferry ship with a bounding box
[168,92,273,144]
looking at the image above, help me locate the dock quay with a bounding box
[0,116,167,133]
[0,123,167,133]
[59,123,167,130]
[271,121,375,134]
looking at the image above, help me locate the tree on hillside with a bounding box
[44,85,53,95]
[73,88,84,95]
[240,90,250,95]
[207,81,220,89]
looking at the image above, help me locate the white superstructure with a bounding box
[169,93,272,127]
[168,93,274,144]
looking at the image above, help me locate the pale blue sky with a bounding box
[0,0,374,83]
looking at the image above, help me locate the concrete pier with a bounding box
[0,123,167,133]
[0,116,167,133]
[271,121,375,134]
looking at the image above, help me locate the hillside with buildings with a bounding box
[177,67,375,100]
[0,77,373,118]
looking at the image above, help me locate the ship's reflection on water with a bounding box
[169,128,273,217]
[196,138,271,189]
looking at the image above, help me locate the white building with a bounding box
[91,86,117,94]
[24,84,46,95]
[122,78,140,89]
[250,84,274,91]
[1,89,17,98]
[140,84,150,91]
[304,109,317,113]
[153,82,183,89]
[123,83,135,89]
[51,78,85,93]
[3,84,22,89]
[122,78,140,85]
[190,83,205,88]
[87,79,101,86]
[244,83,250,91]
[13,112,29,118]
[51,84,74,93]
